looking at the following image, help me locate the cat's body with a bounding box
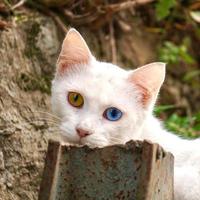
[142,116,200,200]
[51,29,200,200]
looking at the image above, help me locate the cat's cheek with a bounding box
[59,122,80,143]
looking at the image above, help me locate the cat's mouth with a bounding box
[60,127,109,147]
[60,134,92,146]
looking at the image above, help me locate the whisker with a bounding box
[27,110,61,121]
[18,120,60,128]
[29,117,60,123]
[26,115,61,122]
[25,121,59,128]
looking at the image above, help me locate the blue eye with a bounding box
[103,107,123,121]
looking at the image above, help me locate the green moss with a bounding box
[24,21,41,59]
[14,14,30,23]
[17,72,51,94]
[21,18,52,94]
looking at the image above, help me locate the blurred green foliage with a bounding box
[155,106,200,139]
[155,0,198,65]
[154,105,176,115]
[183,70,200,82]
[156,0,176,20]
[165,113,200,138]
[155,0,200,139]
[158,41,195,64]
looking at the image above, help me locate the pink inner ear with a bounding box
[129,75,152,107]
[57,29,91,74]
[128,62,166,107]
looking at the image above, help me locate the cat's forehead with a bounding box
[63,61,132,107]
[92,61,127,79]
[70,62,127,91]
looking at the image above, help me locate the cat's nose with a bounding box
[76,128,91,138]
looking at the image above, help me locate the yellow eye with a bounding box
[68,92,84,108]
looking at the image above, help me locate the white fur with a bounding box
[51,29,200,200]
[52,60,144,147]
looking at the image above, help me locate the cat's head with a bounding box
[51,28,165,147]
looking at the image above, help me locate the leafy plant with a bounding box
[158,41,195,64]
[156,0,176,21]
[165,113,200,138]
[155,106,200,139]
[154,105,176,115]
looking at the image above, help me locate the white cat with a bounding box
[51,28,200,200]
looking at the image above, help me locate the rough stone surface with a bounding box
[0,151,4,170]
[0,12,60,200]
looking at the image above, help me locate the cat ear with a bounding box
[128,62,166,107]
[56,28,93,75]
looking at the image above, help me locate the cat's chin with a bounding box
[60,134,81,145]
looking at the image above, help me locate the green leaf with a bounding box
[183,70,200,81]
[154,105,176,115]
[194,124,200,131]
[158,41,195,64]
[156,0,176,21]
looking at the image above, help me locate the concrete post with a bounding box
[39,140,174,200]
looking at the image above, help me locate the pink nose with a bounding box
[76,128,91,138]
